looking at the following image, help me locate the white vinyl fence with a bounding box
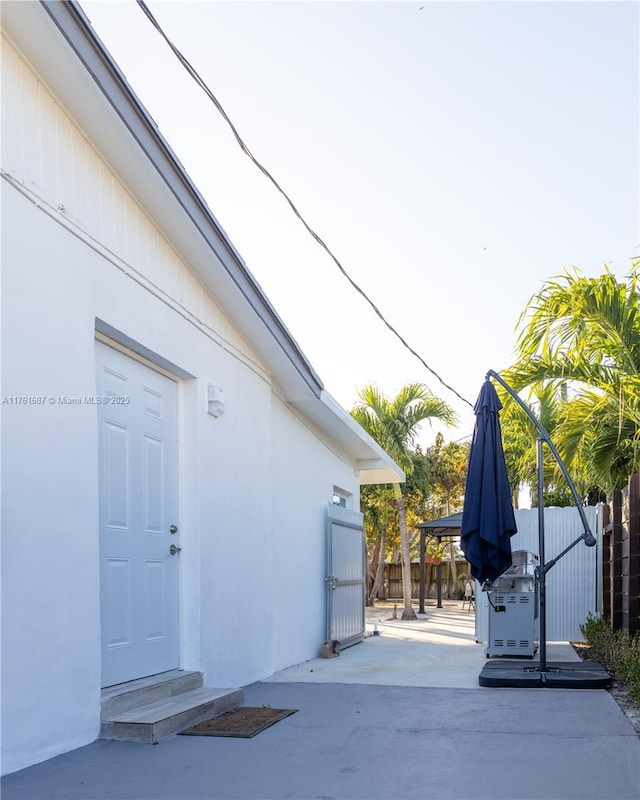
[475,505,603,643]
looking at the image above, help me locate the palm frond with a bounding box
[350,382,456,474]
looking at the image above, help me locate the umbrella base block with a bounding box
[479,660,611,689]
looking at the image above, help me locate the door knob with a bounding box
[170,525,178,534]
[170,544,182,555]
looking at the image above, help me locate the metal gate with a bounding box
[325,504,366,648]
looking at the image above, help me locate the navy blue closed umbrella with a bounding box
[461,379,517,583]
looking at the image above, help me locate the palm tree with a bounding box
[351,383,457,619]
[499,382,573,506]
[505,262,640,492]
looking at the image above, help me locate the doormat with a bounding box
[179,707,297,738]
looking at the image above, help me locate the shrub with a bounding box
[580,613,640,706]
[622,636,640,705]
[580,613,611,660]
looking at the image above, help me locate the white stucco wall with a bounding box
[2,161,356,776]
[1,30,373,775]
[269,399,360,673]
[195,364,363,689]
[2,189,103,773]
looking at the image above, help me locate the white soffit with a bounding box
[293,392,405,485]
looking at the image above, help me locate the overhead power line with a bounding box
[135,0,474,409]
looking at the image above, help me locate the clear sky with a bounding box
[80,0,639,445]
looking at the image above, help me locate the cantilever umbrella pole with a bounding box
[537,436,547,672]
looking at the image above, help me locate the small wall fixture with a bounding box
[207,384,225,418]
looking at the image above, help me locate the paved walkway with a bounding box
[3,602,639,800]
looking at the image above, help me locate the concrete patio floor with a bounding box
[267,601,580,690]
[2,602,639,800]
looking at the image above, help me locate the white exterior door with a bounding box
[96,341,180,687]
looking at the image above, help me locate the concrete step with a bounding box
[101,669,204,718]
[101,685,244,744]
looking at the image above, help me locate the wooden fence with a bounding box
[602,472,640,635]
[373,560,471,601]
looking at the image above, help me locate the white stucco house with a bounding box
[0,1,403,775]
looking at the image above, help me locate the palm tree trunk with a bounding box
[448,538,457,598]
[367,529,382,607]
[444,503,456,598]
[393,484,417,620]
[369,524,387,605]
[512,486,520,509]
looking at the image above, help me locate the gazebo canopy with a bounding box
[416,513,463,538]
